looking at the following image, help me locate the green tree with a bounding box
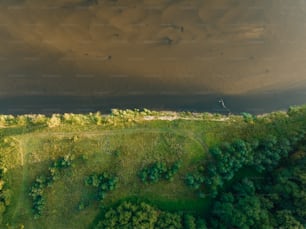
[275,210,304,229]
[95,201,158,229]
[183,214,196,229]
[155,212,182,229]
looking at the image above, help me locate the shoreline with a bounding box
[0,86,305,115]
[1,105,304,129]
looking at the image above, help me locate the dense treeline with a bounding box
[186,128,305,197]
[209,147,306,228]
[205,135,294,197]
[185,107,306,228]
[94,201,207,229]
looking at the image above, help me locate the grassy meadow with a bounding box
[0,107,305,228]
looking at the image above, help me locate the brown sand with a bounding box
[0,0,306,97]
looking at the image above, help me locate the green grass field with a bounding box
[0,108,304,228]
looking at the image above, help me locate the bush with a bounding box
[185,173,205,190]
[29,176,47,218]
[47,114,61,128]
[85,172,118,201]
[241,112,254,123]
[138,161,181,184]
[29,156,74,218]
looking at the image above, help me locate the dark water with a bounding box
[0,87,305,115]
[1,0,306,114]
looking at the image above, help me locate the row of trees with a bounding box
[29,155,73,218]
[138,161,181,184]
[0,107,222,128]
[28,176,48,219]
[1,105,306,128]
[0,168,10,223]
[95,201,207,229]
[0,136,17,224]
[0,109,161,128]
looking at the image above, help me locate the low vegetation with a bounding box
[138,161,181,183]
[0,106,305,228]
[84,172,118,203]
[29,156,74,218]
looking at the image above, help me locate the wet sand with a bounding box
[0,0,306,113]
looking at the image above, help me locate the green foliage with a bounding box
[196,219,208,229]
[77,201,88,211]
[275,210,304,229]
[53,155,73,169]
[1,106,306,228]
[183,214,208,229]
[251,135,291,172]
[29,156,74,218]
[47,114,61,128]
[0,115,17,126]
[112,149,121,157]
[138,161,181,184]
[48,155,73,182]
[241,112,254,123]
[95,201,159,229]
[155,212,182,229]
[95,201,186,229]
[261,151,306,227]
[287,105,306,117]
[186,135,297,197]
[0,168,10,223]
[211,179,271,228]
[185,172,205,190]
[28,176,48,218]
[207,143,306,228]
[85,172,118,201]
[185,139,254,197]
[183,214,196,229]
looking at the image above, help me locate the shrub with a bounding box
[85,172,118,201]
[47,114,61,128]
[138,161,181,184]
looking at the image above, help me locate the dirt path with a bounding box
[10,136,35,228]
